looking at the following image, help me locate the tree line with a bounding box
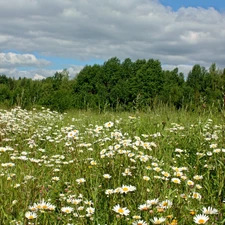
[1,57,225,112]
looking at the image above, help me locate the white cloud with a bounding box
[162,64,193,78]
[0,0,225,77]
[0,65,83,80]
[33,74,45,80]
[0,52,50,68]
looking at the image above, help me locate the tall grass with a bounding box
[0,107,224,224]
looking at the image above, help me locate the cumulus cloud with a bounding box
[0,65,83,80]
[0,0,225,77]
[0,52,50,68]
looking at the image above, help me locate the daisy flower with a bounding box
[86,207,95,214]
[120,185,136,194]
[138,203,151,211]
[193,214,209,224]
[76,178,86,184]
[187,180,194,186]
[133,215,141,219]
[162,171,170,178]
[105,189,114,195]
[150,217,166,224]
[103,174,111,179]
[25,211,37,219]
[143,176,150,181]
[202,206,218,214]
[192,192,202,200]
[61,206,74,214]
[159,200,173,209]
[113,204,130,216]
[132,220,148,225]
[104,121,114,128]
[146,198,159,206]
[193,175,203,180]
[52,176,59,181]
[171,178,181,184]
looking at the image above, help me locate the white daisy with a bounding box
[193,214,209,224]
[113,204,130,216]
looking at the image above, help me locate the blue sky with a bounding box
[160,0,225,11]
[1,0,225,79]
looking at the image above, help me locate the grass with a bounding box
[0,106,224,225]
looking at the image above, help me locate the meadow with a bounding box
[0,106,224,225]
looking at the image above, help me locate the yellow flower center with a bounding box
[118,208,124,213]
[198,219,205,224]
[157,208,164,212]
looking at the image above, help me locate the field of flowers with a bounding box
[0,107,224,225]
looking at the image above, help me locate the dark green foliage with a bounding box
[0,59,225,112]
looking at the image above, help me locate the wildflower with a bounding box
[187,180,194,186]
[138,204,150,211]
[120,185,136,194]
[202,206,218,214]
[160,200,173,209]
[61,206,74,214]
[69,198,82,205]
[175,148,183,153]
[143,176,150,181]
[190,210,196,215]
[162,171,170,177]
[104,121,114,128]
[90,160,97,165]
[112,204,130,216]
[174,171,183,177]
[25,211,37,219]
[196,184,202,189]
[12,200,18,205]
[52,177,59,181]
[209,143,217,148]
[192,192,202,200]
[171,178,181,184]
[86,207,95,214]
[180,193,188,199]
[181,175,187,180]
[122,168,132,176]
[77,206,84,211]
[37,200,53,210]
[14,184,20,188]
[193,175,203,180]
[150,217,166,224]
[132,220,148,225]
[213,148,221,153]
[133,215,141,219]
[146,166,152,170]
[67,130,79,138]
[103,174,111,179]
[76,178,86,184]
[170,219,178,225]
[193,214,209,224]
[153,167,162,172]
[48,204,56,211]
[105,189,114,195]
[147,198,159,206]
[157,207,165,213]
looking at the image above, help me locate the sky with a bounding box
[1,0,225,79]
